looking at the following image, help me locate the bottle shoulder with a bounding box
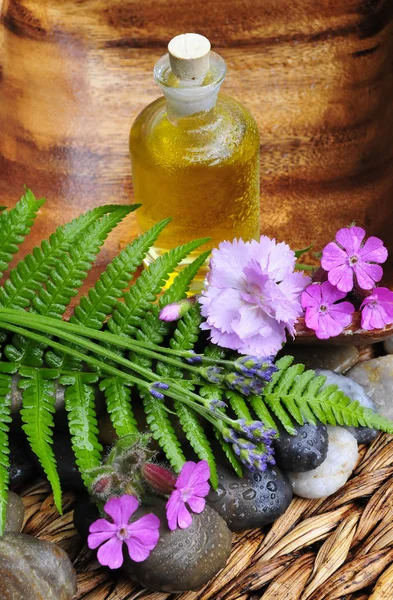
[130,94,259,166]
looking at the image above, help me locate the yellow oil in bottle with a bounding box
[129,35,260,286]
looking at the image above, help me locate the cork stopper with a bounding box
[168,33,211,80]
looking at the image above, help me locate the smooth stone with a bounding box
[273,422,329,472]
[207,464,292,531]
[0,533,77,599]
[316,369,378,444]
[347,356,393,421]
[124,501,232,592]
[289,345,359,374]
[384,336,393,354]
[287,426,358,499]
[73,495,99,541]
[5,492,25,533]
[9,435,37,490]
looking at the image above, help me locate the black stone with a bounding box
[346,425,378,445]
[73,495,99,540]
[207,464,292,531]
[9,435,37,491]
[273,422,329,472]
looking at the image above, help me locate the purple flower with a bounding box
[301,282,355,339]
[88,495,160,569]
[166,461,210,531]
[159,297,197,322]
[199,237,310,357]
[360,287,393,331]
[321,226,387,293]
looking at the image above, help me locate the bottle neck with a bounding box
[154,51,226,123]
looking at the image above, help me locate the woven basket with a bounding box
[20,430,393,600]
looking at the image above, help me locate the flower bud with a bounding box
[141,462,177,495]
[159,296,197,322]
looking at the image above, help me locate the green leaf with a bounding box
[100,377,138,437]
[294,244,313,259]
[63,373,102,486]
[19,367,62,513]
[0,188,45,279]
[0,204,129,310]
[5,206,133,366]
[0,374,12,535]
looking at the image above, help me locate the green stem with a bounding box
[0,320,230,427]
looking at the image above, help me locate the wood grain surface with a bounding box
[0,0,393,269]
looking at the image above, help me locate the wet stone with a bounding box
[0,533,77,599]
[124,501,232,592]
[289,345,359,374]
[5,492,25,533]
[287,426,358,499]
[384,336,393,354]
[316,369,378,444]
[347,356,393,421]
[207,464,292,531]
[273,422,329,472]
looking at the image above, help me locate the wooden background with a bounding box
[1,0,393,270]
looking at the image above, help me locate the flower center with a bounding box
[319,304,328,313]
[117,526,130,540]
[180,487,192,502]
[349,255,358,266]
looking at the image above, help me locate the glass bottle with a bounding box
[129,34,260,285]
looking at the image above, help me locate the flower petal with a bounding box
[125,537,154,563]
[320,281,347,304]
[314,313,345,339]
[177,502,193,529]
[186,461,210,489]
[205,288,245,334]
[232,304,270,340]
[301,284,322,309]
[166,491,183,531]
[250,237,295,281]
[335,226,365,254]
[361,303,387,330]
[327,264,354,293]
[89,518,118,534]
[104,495,138,526]
[354,262,383,290]
[97,536,124,569]
[88,530,115,550]
[321,242,347,271]
[358,236,388,263]
[176,462,198,488]
[208,239,251,289]
[128,514,161,547]
[187,495,206,514]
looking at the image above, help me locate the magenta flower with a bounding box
[360,287,393,331]
[301,281,355,339]
[166,460,210,531]
[88,495,160,569]
[199,237,310,357]
[321,226,387,293]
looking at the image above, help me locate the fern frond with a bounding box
[0,204,131,310]
[226,390,252,420]
[19,367,62,512]
[5,206,132,366]
[0,374,12,534]
[62,373,102,486]
[158,250,211,307]
[108,238,209,337]
[100,377,138,437]
[0,188,45,279]
[157,306,218,486]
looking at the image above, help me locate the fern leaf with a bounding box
[0,188,45,279]
[18,367,62,513]
[0,374,12,534]
[62,373,102,486]
[249,395,278,431]
[5,206,132,366]
[108,238,208,337]
[100,377,138,437]
[0,204,131,310]
[158,250,211,307]
[226,390,252,420]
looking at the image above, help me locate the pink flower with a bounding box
[88,495,160,569]
[360,287,393,330]
[166,461,210,531]
[199,237,310,357]
[301,281,355,339]
[159,297,196,322]
[321,226,387,293]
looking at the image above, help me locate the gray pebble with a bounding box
[316,369,378,444]
[289,345,359,374]
[207,464,292,531]
[384,336,393,354]
[0,533,77,599]
[5,492,24,533]
[274,422,329,472]
[347,356,393,421]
